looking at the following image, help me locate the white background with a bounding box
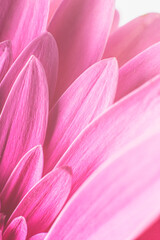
[116,0,160,25]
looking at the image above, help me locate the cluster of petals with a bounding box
[0,0,160,239]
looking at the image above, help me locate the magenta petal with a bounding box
[0,40,12,83]
[3,217,27,240]
[0,57,48,190]
[0,32,58,111]
[56,75,160,194]
[136,220,160,240]
[28,233,47,240]
[1,145,43,216]
[0,0,50,59]
[48,0,115,101]
[104,13,160,66]
[45,133,160,240]
[115,42,160,101]
[44,58,118,173]
[8,167,72,237]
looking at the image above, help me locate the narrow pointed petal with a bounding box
[0,41,12,83]
[8,167,72,237]
[1,146,43,216]
[29,233,47,240]
[3,217,27,240]
[45,133,160,240]
[110,10,120,34]
[0,32,58,111]
[48,0,115,101]
[115,42,160,101]
[44,58,118,173]
[103,13,160,66]
[0,0,50,59]
[0,57,48,190]
[56,75,160,194]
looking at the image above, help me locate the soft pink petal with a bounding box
[136,219,160,240]
[48,0,115,102]
[28,233,47,240]
[0,0,50,59]
[44,58,118,174]
[3,217,27,240]
[56,75,160,194]
[45,133,160,240]
[48,0,63,23]
[103,13,160,66]
[0,57,48,190]
[1,145,43,217]
[0,32,58,111]
[115,42,160,101]
[0,40,12,83]
[8,167,72,237]
[110,10,120,34]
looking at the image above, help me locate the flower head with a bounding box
[0,0,160,239]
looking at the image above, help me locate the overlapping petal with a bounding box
[45,133,160,240]
[48,0,115,101]
[0,41,12,83]
[56,75,160,194]
[110,10,120,34]
[104,13,160,66]
[48,0,63,23]
[1,146,43,216]
[3,217,27,240]
[136,220,160,240]
[0,1,159,239]
[0,57,48,190]
[0,32,58,111]
[0,0,50,59]
[28,233,47,240]
[8,167,72,237]
[115,42,160,101]
[44,58,118,173]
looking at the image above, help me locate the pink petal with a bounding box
[110,10,120,34]
[3,217,27,240]
[115,42,160,101]
[45,133,160,240]
[28,233,47,240]
[44,58,118,174]
[1,145,43,217]
[0,40,12,83]
[0,212,5,232]
[136,219,160,240]
[103,13,160,66]
[48,0,63,23]
[0,57,48,190]
[8,167,72,237]
[48,0,115,102]
[0,32,58,111]
[0,0,50,59]
[56,75,160,194]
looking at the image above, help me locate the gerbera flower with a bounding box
[0,0,160,239]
